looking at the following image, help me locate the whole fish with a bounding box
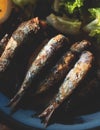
[0,17,41,73]
[35,40,91,95]
[0,34,9,55]
[8,34,69,109]
[38,51,93,126]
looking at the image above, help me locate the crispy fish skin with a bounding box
[8,34,69,109]
[38,51,93,126]
[35,40,91,95]
[0,34,9,55]
[0,17,41,72]
[70,40,91,53]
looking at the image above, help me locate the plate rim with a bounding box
[0,92,100,130]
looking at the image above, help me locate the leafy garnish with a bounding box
[61,0,84,14]
[84,8,100,43]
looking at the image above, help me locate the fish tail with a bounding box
[7,90,24,110]
[38,103,59,127]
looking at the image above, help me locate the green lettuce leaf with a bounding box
[84,8,100,43]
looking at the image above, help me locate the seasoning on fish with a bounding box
[38,51,93,126]
[70,40,91,53]
[35,40,91,95]
[8,34,69,109]
[0,17,42,73]
[0,34,9,55]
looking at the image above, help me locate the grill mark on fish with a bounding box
[38,51,93,126]
[35,40,91,95]
[8,34,69,110]
[0,17,41,73]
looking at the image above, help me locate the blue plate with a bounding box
[0,92,100,130]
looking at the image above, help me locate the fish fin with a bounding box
[38,103,58,127]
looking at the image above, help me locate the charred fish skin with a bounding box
[35,51,75,95]
[8,34,69,109]
[38,51,93,126]
[56,51,93,102]
[70,40,91,53]
[0,34,9,55]
[0,17,41,73]
[35,40,91,95]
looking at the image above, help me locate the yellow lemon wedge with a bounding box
[0,0,12,24]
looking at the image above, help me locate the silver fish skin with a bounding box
[8,34,69,109]
[38,51,93,126]
[35,40,91,95]
[0,17,40,72]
